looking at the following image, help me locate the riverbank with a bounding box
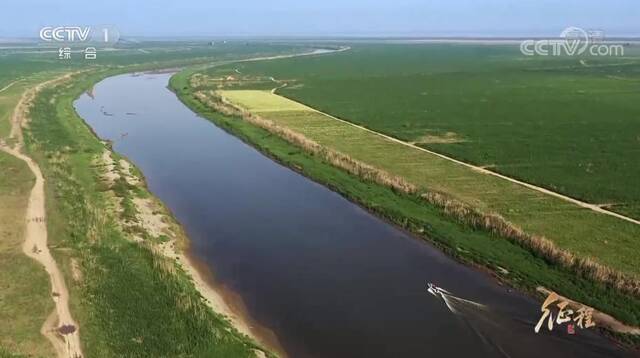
[170,246,284,357]
[94,145,280,356]
[169,67,640,349]
[22,67,276,357]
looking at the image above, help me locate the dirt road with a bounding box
[0,79,22,94]
[0,73,83,358]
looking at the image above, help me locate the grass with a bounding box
[0,156,51,354]
[0,82,22,137]
[0,48,74,358]
[0,72,66,139]
[0,152,53,357]
[171,68,640,336]
[209,44,640,219]
[0,347,27,358]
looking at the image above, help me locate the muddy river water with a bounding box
[74,72,633,358]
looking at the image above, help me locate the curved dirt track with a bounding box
[0,73,83,358]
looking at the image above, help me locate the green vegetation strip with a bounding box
[22,69,271,357]
[171,69,640,338]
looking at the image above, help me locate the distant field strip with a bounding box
[219,89,640,278]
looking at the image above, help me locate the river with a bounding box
[74,72,633,358]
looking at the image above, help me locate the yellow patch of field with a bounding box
[216,89,640,278]
[220,90,311,112]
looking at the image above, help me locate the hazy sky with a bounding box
[2,0,638,38]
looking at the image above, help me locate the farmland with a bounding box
[212,44,640,220]
[196,44,640,278]
[175,43,640,336]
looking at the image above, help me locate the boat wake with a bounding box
[428,283,513,357]
[425,283,625,358]
[427,283,487,314]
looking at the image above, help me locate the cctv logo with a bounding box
[39,26,119,45]
[40,27,91,42]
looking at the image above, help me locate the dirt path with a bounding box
[0,73,83,358]
[201,46,350,75]
[235,46,350,65]
[0,79,22,94]
[268,86,640,227]
[269,77,287,94]
[9,74,75,146]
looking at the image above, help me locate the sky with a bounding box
[1,0,639,38]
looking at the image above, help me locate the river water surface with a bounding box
[74,73,633,358]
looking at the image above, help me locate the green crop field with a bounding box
[209,44,640,220]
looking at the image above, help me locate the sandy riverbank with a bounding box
[97,148,283,357]
[163,242,284,358]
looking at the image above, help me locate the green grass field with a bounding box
[209,44,640,219]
